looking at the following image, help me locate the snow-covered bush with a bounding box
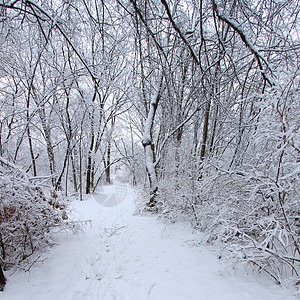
[155,75,300,286]
[155,141,202,225]
[0,159,68,270]
[199,82,299,285]
[198,164,299,283]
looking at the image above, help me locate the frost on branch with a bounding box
[155,76,300,287]
[0,161,68,273]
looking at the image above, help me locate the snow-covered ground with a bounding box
[3,185,297,300]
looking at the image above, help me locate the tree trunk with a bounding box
[71,152,78,192]
[142,75,163,207]
[104,119,114,184]
[26,94,37,176]
[200,99,211,160]
[144,144,158,206]
[79,137,83,201]
[0,264,6,292]
[105,141,111,184]
[39,107,56,186]
[86,135,94,194]
[55,145,71,191]
[209,105,218,153]
[27,128,37,176]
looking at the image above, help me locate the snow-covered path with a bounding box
[3,185,297,300]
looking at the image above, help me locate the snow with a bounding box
[2,185,297,300]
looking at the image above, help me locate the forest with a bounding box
[0,0,299,292]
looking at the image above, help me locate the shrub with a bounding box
[0,159,67,270]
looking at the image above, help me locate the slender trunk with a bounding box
[91,161,95,189]
[105,142,111,184]
[130,121,137,186]
[144,144,158,205]
[65,156,69,196]
[193,112,199,155]
[71,152,78,192]
[209,104,218,153]
[0,264,5,292]
[0,234,5,291]
[142,75,163,207]
[27,127,37,176]
[55,145,71,191]
[131,167,137,186]
[40,107,56,186]
[26,96,37,176]
[86,93,97,194]
[200,99,211,160]
[79,138,83,201]
[105,117,115,184]
[86,135,94,194]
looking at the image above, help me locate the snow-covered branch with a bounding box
[212,0,274,86]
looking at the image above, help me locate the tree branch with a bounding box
[160,0,200,65]
[212,0,274,86]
